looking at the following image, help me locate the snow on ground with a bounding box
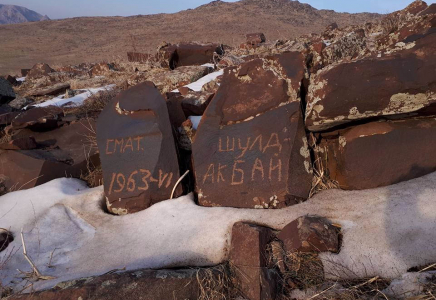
[188,115,202,130]
[31,84,116,108]
[16,77,26,82]
[1,173,436,292]
[172,69,223,93]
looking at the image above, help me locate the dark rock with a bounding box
[0,111,20,126]
[97,82,182,215]
[277,216,339,253]
[0,77,16,104]
[326,22,339,31]
[419,3,436,15]
[7,268,210,300]
[192,52,313,209]
[27,63,54,79]
[9,106,64,133]
[25,83,71,97]
[246,32,266,47]
[6,75,18,86]
[316,118,436,190]
[0,137,37,150]
[21,69,30,77]
[8,96,33,110]
[158,42,223,69]
[0,228,13,252]
[306,31,436,131]
[229,222,278,300]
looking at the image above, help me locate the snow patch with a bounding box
[189,115,202,130]
[172,69,223,93]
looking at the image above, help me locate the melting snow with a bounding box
[172,69,223,93]
[188,115,202,130]
[31,84,116,108]
[1,172,436,292]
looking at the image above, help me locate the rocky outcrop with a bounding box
[27,63,55,79]
[192,52,313,208]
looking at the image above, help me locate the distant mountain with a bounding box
[0,4,49,25]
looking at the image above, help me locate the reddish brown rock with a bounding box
[403,0,428,16]
[192,52,313,209]
[96,82,182,215]
[25,83,70,97]
[9,106,64,133]
[419,3,436,15]
[127,52,154,63]
[27,63,54,79]
[246,33,266,47]
[229,222,278,300]
[158,42,223,69]
[277,216,339,253]
[0,137,37,150]
[306,31,436,131]
[317,118,436,190]
[8,268,210,300]
[21,69,30,77]
[90,62,114,77]
[0,111,20,126]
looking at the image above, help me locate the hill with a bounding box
[0,0,381,74]
[0,4,49,25]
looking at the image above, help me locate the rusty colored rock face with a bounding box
[192,52,313,209]
[246,32,266,46]
[229,222,278,300]
[306,31,436,131]
[27,63,54,79]
[97,82,182,215]
[277,216,339,253]
[158,43,222,69]
[317,118,436,190]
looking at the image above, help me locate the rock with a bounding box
[27,63,54,79]
[7,268,212,300]
[419,3,436,15]
[0,137,37,150]
[0,77,16,104]
[316,118,436,190]
[277,216,339,253]
[402,0,428,16]
[158,42,223,69]
[127,52,154,63]
[0,228,13,252]
[8,96,33,110]
[9,106,64,133]
[322,28,366,66]
[6,75,18,86]
[326,22,338,31]
[229,222,278,300]
[192,52,313,209]
[306,30,436,131]
[21,69,30,77]
[90,62,114,77]
[96,82,182,215]
[246,33,266,47]
[25,83,71,97]
[0,111,20,126]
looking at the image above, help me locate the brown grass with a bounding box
[196,264,235,300]
[309,156,340,198]
[63,87,120,116]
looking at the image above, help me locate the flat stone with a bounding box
[277,216,339,253]
[97,82,182,215]
[0,137,37,150]
[306,30,436,131]
[317,118,436,190]
[229,222,278,300]
[10,106,64,132]
[192,52,313,209]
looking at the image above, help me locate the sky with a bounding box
[5,0,436,19]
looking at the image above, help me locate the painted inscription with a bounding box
[105,136,174,195]
[201,133,289,186]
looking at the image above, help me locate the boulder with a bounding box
[7,268,210,300]
[27,63,54,79]
[316,118,436,190]
[25,83,71,97]
[246,33,266,47]
[0,137,37,150]
[306,31,436,131]
[90,62,114,77]
[96,82,182,215]
[229,222,278,300]
[21,69,30,77]
[277,216,339,253]
[0,77,16,104]
[158,42,223,69]
[192,52,313,209]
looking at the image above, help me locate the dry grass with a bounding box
[196,264,235,300]
[380,12,407,34]
[63,87,120,116]
[309,156,340,198]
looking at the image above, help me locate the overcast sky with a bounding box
[6,0,436,19]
